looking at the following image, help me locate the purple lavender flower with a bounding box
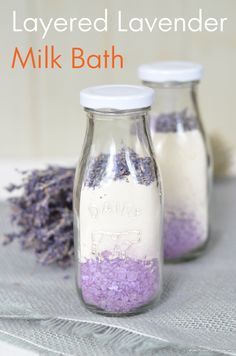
[5,166,75,268]
[84,147,156,188]
[150,109,198,133]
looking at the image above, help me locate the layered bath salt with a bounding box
[150,111,208,260]
[79,148,162,313]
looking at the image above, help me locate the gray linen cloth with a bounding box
[0,179,235,356]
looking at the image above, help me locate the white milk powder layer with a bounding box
[79,180,162,261]
[152,129,208,242]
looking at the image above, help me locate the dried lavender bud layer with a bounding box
[150,110,198,133]
[84,147,156,189]
[80,254,159,313]
[164,211,206,260]
[5,166,75,268]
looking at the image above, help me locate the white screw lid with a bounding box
[80,85,154,111]
[138,61,203,83]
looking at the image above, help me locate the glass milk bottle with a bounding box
[138,62,212,262]
[73,85,163,315]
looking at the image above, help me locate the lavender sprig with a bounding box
[5,166,75,268]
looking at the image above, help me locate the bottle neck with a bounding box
[85,108,152,156]
[143,81,199,117]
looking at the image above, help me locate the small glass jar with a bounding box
[138,62,212,262]
[73,85,163,315]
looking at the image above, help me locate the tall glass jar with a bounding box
[73,85,163,315]
[138,62,212,262]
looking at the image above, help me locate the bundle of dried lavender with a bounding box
[5,166,75,268]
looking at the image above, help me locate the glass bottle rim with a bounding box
[142,80,199,89]
[84,106,151,117]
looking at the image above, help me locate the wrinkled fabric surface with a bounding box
[0,179,235,356]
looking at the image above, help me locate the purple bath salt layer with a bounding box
[164,210,205,260]
[80,253,159,313]
[84,147,156,188]
[150,110,199,133]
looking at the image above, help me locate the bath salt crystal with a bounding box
[164,210,206,260]
[80,254,159,313]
